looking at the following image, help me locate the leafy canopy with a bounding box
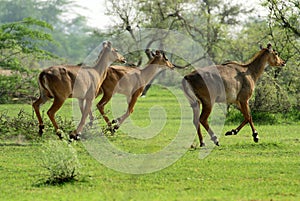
[0,17,57,71]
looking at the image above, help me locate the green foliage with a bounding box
[0,71,39,104]
[0,17,57,71]
[0,109,39,141]
[226,108,278,125]
[0,0,106,65]
[0,107,75,142]
[38,140,81,184]
[251,73,291,113]
[226,105,300,125]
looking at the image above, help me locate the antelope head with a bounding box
[97,41,126,64]
[149,50,174,70]
[261,44,285,67]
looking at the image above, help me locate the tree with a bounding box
[0,0,104,63]
[265,0,300,37]
[106,0,253,63]
[263,0,300,111]
[0,17,56,71]
[0,18,58,103]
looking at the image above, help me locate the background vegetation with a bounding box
[0,1,299,199]
[0,0,299,118]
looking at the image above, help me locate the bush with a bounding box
[251,75,291,113]
[0,109,75,142]
[0,71,39,104]
[225,107,278,125]
[39,140,81,184]
[225,106,299,125]
[0,109,38,141]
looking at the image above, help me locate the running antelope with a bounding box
[32,41,126,140]
[182,44,285,147]
[96,50,174,132]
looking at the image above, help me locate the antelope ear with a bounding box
[162,51,168,61]
[107,41,112,49]
[102,41,112,49]
[267,43,272,51]
[102,41,108,48]
[259,44,263,50]
[145,49,154,59]
[151,51,156,57]
[145,48,151,54]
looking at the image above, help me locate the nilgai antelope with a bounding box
[87,48,155,124]
[32,41,126,140]
[182,44,285,147]
[95,50,174,132]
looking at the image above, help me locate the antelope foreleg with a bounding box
[225,101,259,142]
[70,98,93,140]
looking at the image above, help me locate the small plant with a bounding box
[39,140,81,184]
[0,109,38,141]
[0,109,76,141]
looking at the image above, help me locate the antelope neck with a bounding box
[140,63,162,83]
[93,52,113,74]
[245,50,269,83]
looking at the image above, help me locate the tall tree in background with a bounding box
[0,17,57,103]
[106,0,252,63]
[0,0,104,63]
[0,18,56,70]
[0,0,105,103]
[265,0,300,37]
[263,0,300,110]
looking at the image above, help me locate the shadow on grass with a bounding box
[34,177,80,187]
[0,142,37,147]
[229,141,284,149]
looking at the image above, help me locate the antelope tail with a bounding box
[182,76,198,107]
[38,71,54,98]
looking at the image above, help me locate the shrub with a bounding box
[225,107,278,125]
[0,109,75,142]
[250,74,291,113]
[39,140,81,184]
[0,109,38,141]
[0,71,39,104]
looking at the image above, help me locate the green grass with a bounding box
[0,86,299,201]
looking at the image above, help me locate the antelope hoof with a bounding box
[190,144,197,149]
[38,125,44,136]
[200,142,206,147]
[211,136,219,146]
[56,129,64,140]
[113,125,119,131]
[252,132,259,143]
[109,127,115,135]
[225,129,238,136]
[69,131,81,141]
[112,119,119,125]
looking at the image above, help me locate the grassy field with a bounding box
[0,86,299,201]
